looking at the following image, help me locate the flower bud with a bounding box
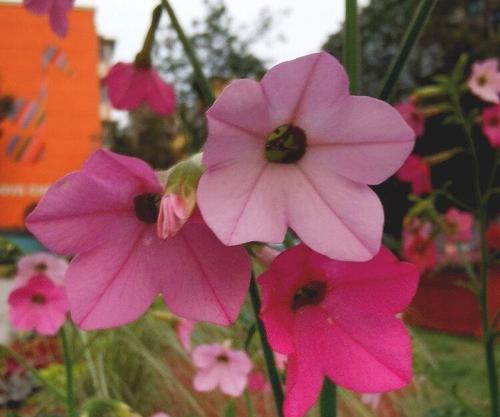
[157,193,189,239]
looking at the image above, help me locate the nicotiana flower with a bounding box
[176,318,195,352]
[402,219,436,272]
[360,393,382,411]
[26,150,250,329]
[23,0,75,37]
[259,244,418,417]
[192,343,252,396]
[486,223,500,250]
[394,101,425,137]
[248,371,270,393]
[396,154,432,196]
[468,59,500,103]
[443,208,473,243]
[198,52,415,261]
[8,274,69,336]
[15,252,68,286]
[481,105,500,147]
[105,63,176,116]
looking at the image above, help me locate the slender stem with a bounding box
[134,5,163,68]
[244,390,256,417]
[249,274,284,417]
[160,0,215,107]
[320,378,337,417]
[451,90,499,417]
[343,0,360,94]
[78,331,101,397]
[60,325,77,417]
[378,0,437,101]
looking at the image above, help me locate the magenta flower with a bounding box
[8,274,69,336]
[402,220,437,273]
[394,101,425,137]
[248,371,270,393]
[26,150,250,329]
[259,244,418,417]
[105,63,176,117]
[23,0,74,38]
[176,318,195,352]
[481,105,500,147]
[443,208,473,243]
[468,59,500,103]
[15,252,68,286]
[396,154,432,195]
[192,343,252,396]
[197,52,415,261]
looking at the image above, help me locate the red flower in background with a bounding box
[402,220,437,273]
[396,155,432,196]
[481,105,500,148]
[486,223,500,250]
[394,101,425,137]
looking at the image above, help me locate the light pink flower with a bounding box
[253,245,281,268]
[396,154,432,195]
[157,194,190,239]
[468,59,500,103]
[259,244,418,417]
[151,414,170,417]
[192,343,252,396]
[402,220,436,272]
[361,393,382,410]
[23,0,74,37]
[394,101,425,137]
[8,274,69,335]
[248,371,270,393]
[197,52,415,261]
[105,63,176,116]
[15,252,68,286]
[481,105,500,147]
[26,150,250,329]
[443,208,473,243]
[176,318,195,352]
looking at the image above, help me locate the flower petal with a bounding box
[299,96,415,184]
[219,365,248,396]
[145,70,176,116]
[162,220,251,325]
[65,225,161,330]
[193,364,224,392]
[49,0,70,37]
[286,166,383,261]
[261,52,349,127]
[23,0,52,14]
[192,344,222,368]
[105,63,147,111]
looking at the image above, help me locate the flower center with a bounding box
[134,193,161,224]
[216,354,230,363]
[34,262,47,272]
[489,116,500,127]
[265,124,307,164]
[477,75,488,86]
[291,281,327,311]
[31,293,46,305]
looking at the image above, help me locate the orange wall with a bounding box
[0,3,101,230]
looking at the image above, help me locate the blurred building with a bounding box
[0,3,113,247]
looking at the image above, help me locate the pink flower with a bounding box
[468,59,500,103]
[253,245,281,268]
[8,274,69,335]
[157,194,190,239]
[402,220,437,272]
[105,63,176,116]
[394,101,425,137]
[197,52,415,261]
[443,208,473,243]
[248,371,270,393]
[151,414,170,417]
[396,154,432,195]
[26,150,250,329]
[361,393,382,410]
[192,343,252,396]
[176,318,195,352]
[481,105,500,147]
[23,0,74,38]
[486,223,500,250]
[259,244,418,417]
[15,252,68,286]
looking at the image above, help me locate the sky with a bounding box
[72,0,370,66]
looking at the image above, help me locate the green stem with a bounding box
[249,274,284,417]
[60,325,77,417]
[451,90,499,417]
[160,0,215,107]
[320,378,337,417]
[378,0,437,101]
[244,390,256,417]
[343,0,360,94]
[134,5,163,69]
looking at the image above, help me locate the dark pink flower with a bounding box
[8,274,69,335]
[15,252,68,286]
[396,154,432,195]
[443,208,473,243]
[192,343,252,396]
[481,105,500,147]
[468,59,500,103]
[394,101,425,137]
[248,371,270,393]
[197,52,415,261]
[23,0,74,37]
[259,244,418,417]
[402,220,437,272]
[26,150,250,329]
[105,63,176,116]
[486,223,500,250]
